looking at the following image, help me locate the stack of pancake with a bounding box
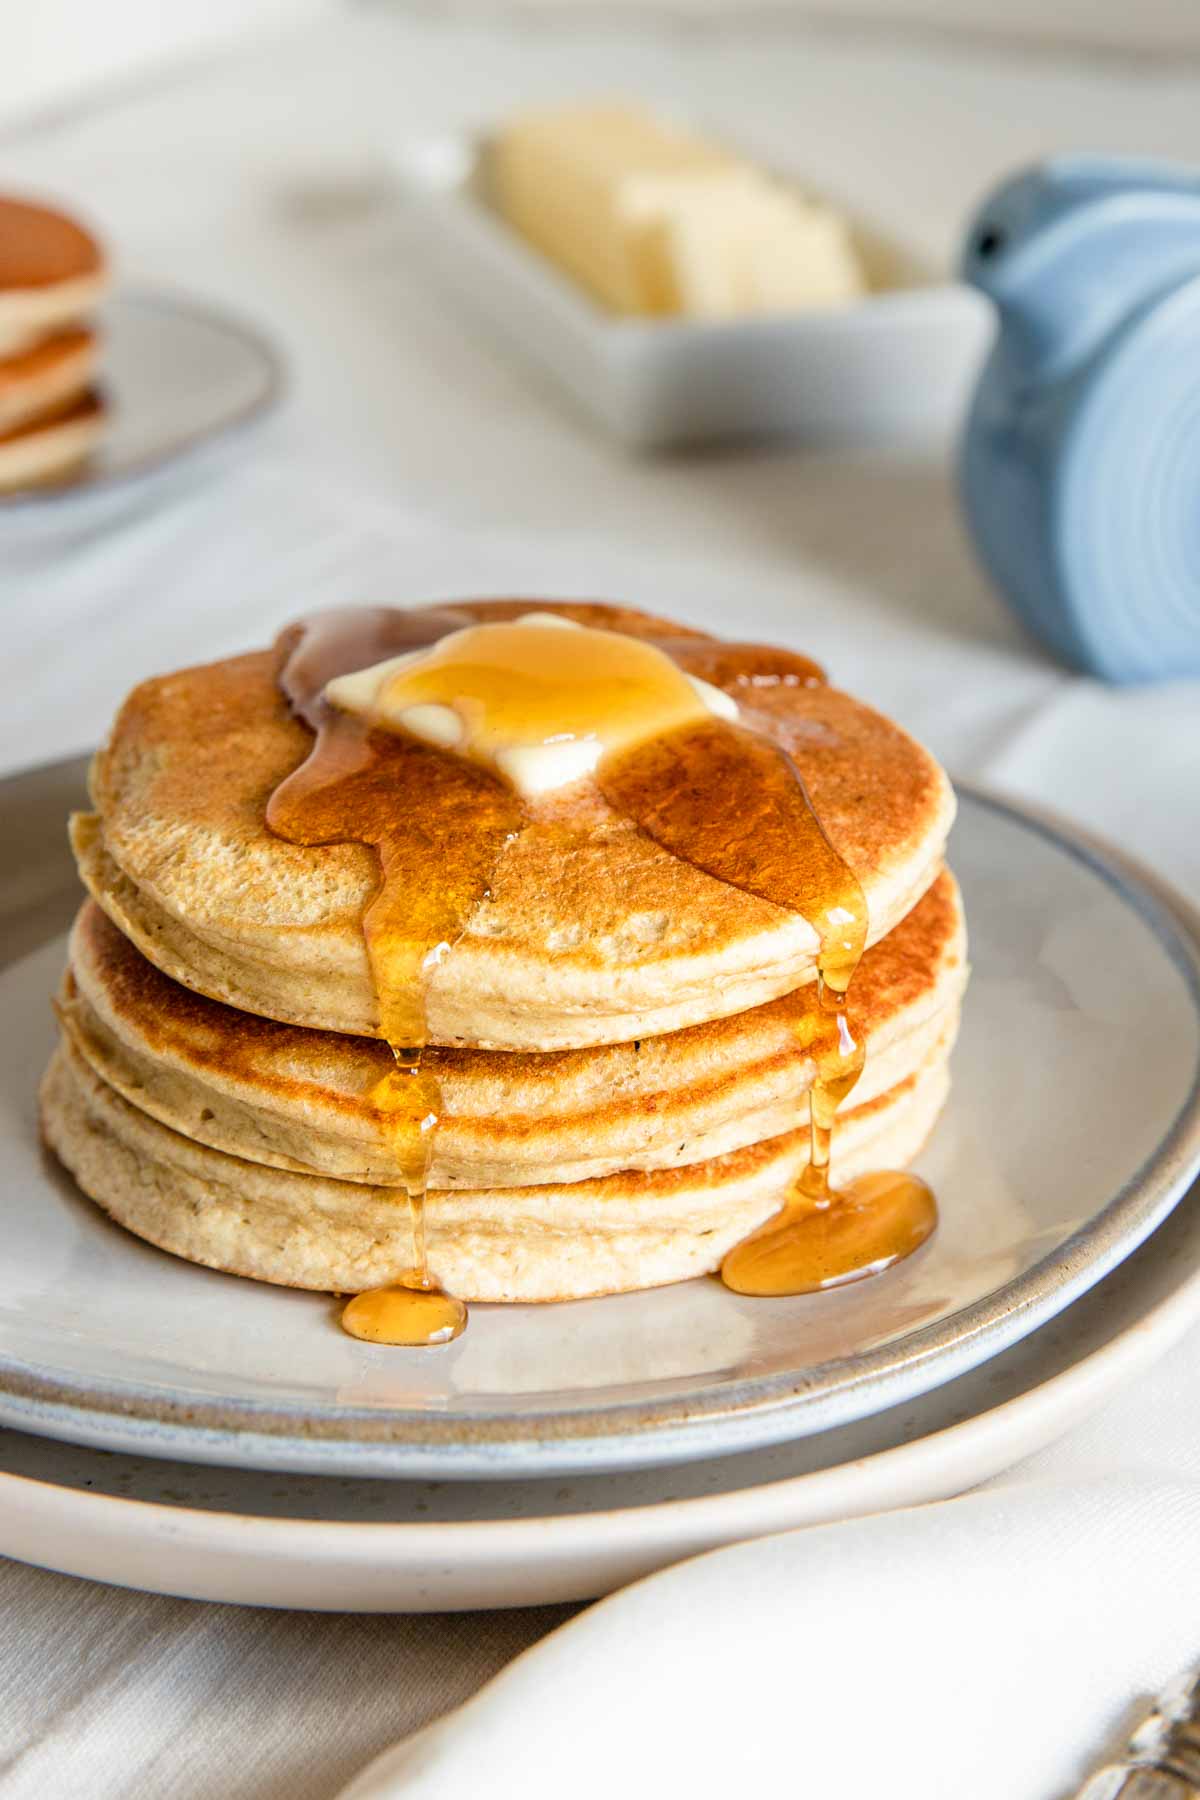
[41,601,965,1306]
[0,195,108,493]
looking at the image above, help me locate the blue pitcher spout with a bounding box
[962,156,1200,378]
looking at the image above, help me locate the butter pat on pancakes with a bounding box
[324,611,738,797]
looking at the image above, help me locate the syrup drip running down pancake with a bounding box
[266,605,942,1344]
[597,710,937,1292]
[271,608,521,1345]
[269,606,737,1343]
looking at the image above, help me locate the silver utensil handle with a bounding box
[1076,1667,1200,1797]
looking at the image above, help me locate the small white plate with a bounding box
[385,132,991,448]
[0,289,285,513]
[1,1185,1197,1611]
[2,760,1199,1481]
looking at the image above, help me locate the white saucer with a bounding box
[0,290,284,512]
[1,1184,1196,1610]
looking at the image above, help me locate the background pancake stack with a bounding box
[41,601,965,1306]
[0,195,108,492]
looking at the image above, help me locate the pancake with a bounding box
[74,600,955,1051]
[40,1029,952,1302]
[0,388,105,493]
[58,869,965,1188]
[0,327,98,434]
[0,197,107,357]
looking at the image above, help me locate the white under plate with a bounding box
[2,1184,1197,1611]
[385,132,991,448]
[0,289,284,512]
[2,759,1200,1481]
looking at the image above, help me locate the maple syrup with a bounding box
[341,1283,466,1346]
[662,639,827,696]
[267,606,938,1341]
[596,709,935,1294]
[269,608,520,1347]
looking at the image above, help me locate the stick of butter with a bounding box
[490,102,866,320]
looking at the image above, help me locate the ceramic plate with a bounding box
[0,290,284,512]
[1,1185,1197,1611]
[2,758,1199,1479]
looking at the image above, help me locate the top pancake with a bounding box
[0,196,103,290]
[0,196,107,356]
[74,599,955,1051]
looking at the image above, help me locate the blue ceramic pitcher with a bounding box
[959,156,1200,683]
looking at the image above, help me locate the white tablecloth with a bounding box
[2,12,1200,1797]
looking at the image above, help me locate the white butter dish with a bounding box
[385,132,993,450]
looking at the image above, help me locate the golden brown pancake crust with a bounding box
[72,870,962,1087]
[0,196,104,291]
[40,1032,952,1301]
[0,329,97,438]
[59,870,965,1184]
[0,386,103,446]
[0,323,94,385]
[80,601,955,1049]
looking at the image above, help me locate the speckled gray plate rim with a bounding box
[2,757,1199,1480]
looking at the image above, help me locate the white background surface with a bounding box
[5,0,1199,132]
[429,0,1200,55]
[0,0,331,130]
[1,9,1200,1797]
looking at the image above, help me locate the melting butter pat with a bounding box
[490,102,866,319]
[324,612,737,797]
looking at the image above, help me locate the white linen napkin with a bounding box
[341,1474,1200,1800]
